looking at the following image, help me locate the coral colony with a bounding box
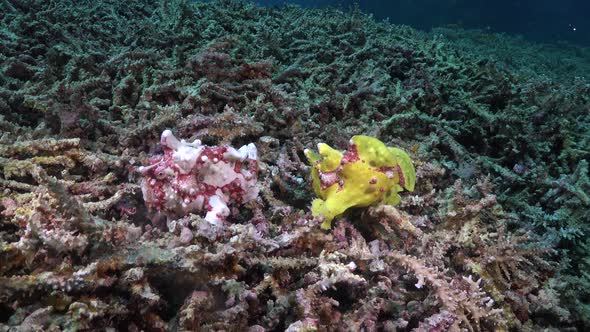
[1,0,590,331]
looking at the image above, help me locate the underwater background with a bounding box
[1,0,589,331]
[256,0,590,46]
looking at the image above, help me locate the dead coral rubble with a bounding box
[0,0,587,330]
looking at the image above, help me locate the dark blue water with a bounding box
[256,0,590,46]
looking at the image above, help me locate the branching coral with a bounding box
[0,0,586,330]
[388,252,504,331]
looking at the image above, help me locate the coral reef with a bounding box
[0,0,588,331]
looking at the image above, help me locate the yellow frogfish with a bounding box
[304,135,416,229]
